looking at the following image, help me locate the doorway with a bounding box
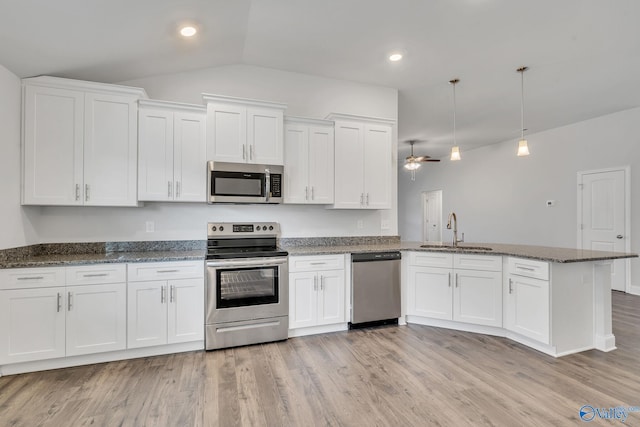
[422,190,442,243]
[577,167,631,292]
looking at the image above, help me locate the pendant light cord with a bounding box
[518,67,527,140]
[453,82,457,146]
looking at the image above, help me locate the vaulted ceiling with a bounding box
[2,0,639,158]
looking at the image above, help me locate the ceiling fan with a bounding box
[404,139,440,170]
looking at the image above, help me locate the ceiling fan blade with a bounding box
[413,156,431,162]
[423,159,441,162]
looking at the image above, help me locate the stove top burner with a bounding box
[206,221,287,260]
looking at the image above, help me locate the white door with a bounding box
[422,190,443,242]
[66,283,127,356]
[289,272,317,329]
[206,103,246,163]
[363,124,392,209]
[453,270,502,327]
[308,125,335,204]
[0,287,66,364]
[22,85,84,205]
[317,270,345,325]
[578,168,629,292]
[247,107,284,165]
[84,93,138,206]
[127,281,168,348]
[173,112,207,202]
[283,124,309,203]
[167,278,204,344]
[333,122,364,208]
[406,266,452,320]
[505,275,550,344]
[138,108,174,201]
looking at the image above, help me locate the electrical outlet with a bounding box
[145,221,155,232]
[357,219,364,229]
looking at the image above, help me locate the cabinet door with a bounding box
[138,108,174,201]
[317,270,345,326]
[0,287,66,364]
[406,266,452,320]
[66,283,127,356]
[248,107,283,165]
[173,112,207,202]
[289,272,317,329]
[22,85,84,205]
[167,278,204,344]
[363,124,391,209]
[308,125,335,204]
[206,103,246,163]
[84,93,138,206]
[127,281,168,348]
[453,270,502,327]
[505,275,550,344]
[283,124,309,203]
[333,121,364,208]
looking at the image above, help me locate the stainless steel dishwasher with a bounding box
[350,251,401,328]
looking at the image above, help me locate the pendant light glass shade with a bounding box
[517,66,530,156]
[449,78,461,161]
[404,161,421,171]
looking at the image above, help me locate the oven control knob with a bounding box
[219,226,224,232]
[269,225,274,231]
[211,226,217,232]
[254,225,259,231]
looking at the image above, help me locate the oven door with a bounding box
[206,257,289,324]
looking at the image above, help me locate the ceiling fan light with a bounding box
[404,161,421,170]
[517,139,530,156]
[450,146,461,161]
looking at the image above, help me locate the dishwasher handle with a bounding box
[352,252,401,262]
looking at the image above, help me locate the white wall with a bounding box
[398,107,640,288]
[0,64,38,249]
[30,64,398,242]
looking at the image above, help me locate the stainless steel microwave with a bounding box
[207,161,283,204]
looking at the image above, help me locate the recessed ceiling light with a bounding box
[389,53,403,62]
[180,26,197,37]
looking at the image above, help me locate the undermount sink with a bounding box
[420,244,493,251]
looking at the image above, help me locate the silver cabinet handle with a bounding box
[250,145,254,160]
[176,181,181,198]
[516,266,535,272]
[85,184,90,201]
[17,276,44,281]
[509,278,513,294]
[68,291,73,311]
[366,193,370,206]
[320,275,324,291]
[168,181,172,198]
[305,186,308,201]
[83,273,108,278]
[170,285,175,303]
[311,187,315,201]
[310,262,326,265]
[57,293,62,312]
[617,235,624,239]
[448,272,451,287]
[157,269,179,273]
[360,193,364,206]
[313,276,318,291]
[455,273,459,288]
[242,144,246,160]
[75,184,80,201]
[161,286,166,304]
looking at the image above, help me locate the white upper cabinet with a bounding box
[284,117,334,204]
[327,114,394,209]
[22,76,146,206]
[138,100,206,202]
[203,94,286,165]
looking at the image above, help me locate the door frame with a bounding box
[576,166,631,293]
[422,190,443,243]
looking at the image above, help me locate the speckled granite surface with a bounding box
[0,241,206,269]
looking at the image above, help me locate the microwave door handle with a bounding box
[265,168,270,202]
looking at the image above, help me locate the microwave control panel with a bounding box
[271,174,282,197]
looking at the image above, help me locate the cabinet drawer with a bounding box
[66,264,126,285]
[508,258,549,281]
[127,261,204,282]
[408,252,453,268]
[453,254,502,272]
[0,267,65,290]
[289,255,345,272]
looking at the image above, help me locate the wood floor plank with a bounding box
[1,291,639,426]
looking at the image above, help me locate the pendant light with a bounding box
[517,66,530,156]
[449,78,461,161]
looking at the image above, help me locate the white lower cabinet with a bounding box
[0,265,127,364]
[406,252,502,327]
[127,262,204,349]
[289,255,346,335]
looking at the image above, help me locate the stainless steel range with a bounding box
[205,222,289,350]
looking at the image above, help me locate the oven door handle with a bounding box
[206,257,288,268]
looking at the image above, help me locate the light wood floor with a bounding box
[1,291,639,426]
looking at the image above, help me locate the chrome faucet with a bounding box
[447,212,464,246]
